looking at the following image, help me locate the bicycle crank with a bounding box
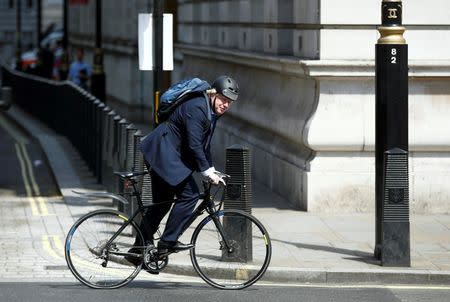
[144,245,169,273]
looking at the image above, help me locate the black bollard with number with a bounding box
[374,0,410,266]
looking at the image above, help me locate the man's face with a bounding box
[213,94,232,115]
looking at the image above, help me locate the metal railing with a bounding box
[1,65,152,216]
[1,65,251,219]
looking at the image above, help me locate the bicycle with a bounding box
[65,170,272,290]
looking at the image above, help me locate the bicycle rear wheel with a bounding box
[190,210,271,289]
[65,209,144,289]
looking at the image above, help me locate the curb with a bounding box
[164,262,450,286]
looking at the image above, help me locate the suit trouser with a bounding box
[137,169,199,245]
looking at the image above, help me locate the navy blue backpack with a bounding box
[157,78,211,124]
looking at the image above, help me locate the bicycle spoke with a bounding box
[190,210,271,289]
[65,210,144,289]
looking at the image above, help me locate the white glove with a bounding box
[201,167,226,186]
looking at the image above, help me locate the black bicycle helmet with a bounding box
[211,76,239,101]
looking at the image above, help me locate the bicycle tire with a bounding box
[190,209,272,289]
[65,209,144,289]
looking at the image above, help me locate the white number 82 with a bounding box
[391,48,397,64]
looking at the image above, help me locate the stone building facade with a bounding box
[68,0,450,213]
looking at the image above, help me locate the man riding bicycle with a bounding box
[126,76,239,266]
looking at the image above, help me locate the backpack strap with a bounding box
[203,91,212,123]
[161,91,212,126]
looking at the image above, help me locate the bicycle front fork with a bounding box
[210,214,233,253]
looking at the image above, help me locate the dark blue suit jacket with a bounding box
[140,95,215,186]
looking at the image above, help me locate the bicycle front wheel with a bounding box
[190,210,272,289]
[65,209,144,289]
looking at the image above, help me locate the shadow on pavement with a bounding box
[272,238,380,266]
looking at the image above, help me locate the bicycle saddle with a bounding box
[113,171,148,180]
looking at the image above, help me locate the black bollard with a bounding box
[374,0,410,266]
[381,148,410,266]
[223,145,252,262]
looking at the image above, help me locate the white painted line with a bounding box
[255,281,450,290]
[15,143,39,215]
[19,143,49,216]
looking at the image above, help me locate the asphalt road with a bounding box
[0,282,449,302]
[0,113,59,197]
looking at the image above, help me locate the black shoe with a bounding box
[124,245,159,275]
[124,247,143,266]
[158,240,194,253]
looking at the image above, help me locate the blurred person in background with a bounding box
[68,47,91,90]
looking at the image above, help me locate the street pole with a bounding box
[91,0,106,102]
[374,0,410,266]
[15,0,22,70]
[153,0,163,128]
[59,0,69,80]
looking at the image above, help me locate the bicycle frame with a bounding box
[101,177,233,257]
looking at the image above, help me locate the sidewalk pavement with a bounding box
[5,106,450,286]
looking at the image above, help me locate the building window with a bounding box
[27,0,33,8]
[9,0,14,9]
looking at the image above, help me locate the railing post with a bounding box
[132,130,145,230]
[117,118,128,212]
[91,98,101,176]
[123,123,137,215]
[101,106,111,187]
[104,110,117,192]
[111,114,122,195]
[95,101,105,182]
[118,118,128,171]
[81,91,90,162]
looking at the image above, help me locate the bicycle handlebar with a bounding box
[201,171,230,190]
[214,171,230,179]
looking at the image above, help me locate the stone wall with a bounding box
[0,0,38,63]
[174,0,450,213]
[68,0,153,123]
[67,0,450,213]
